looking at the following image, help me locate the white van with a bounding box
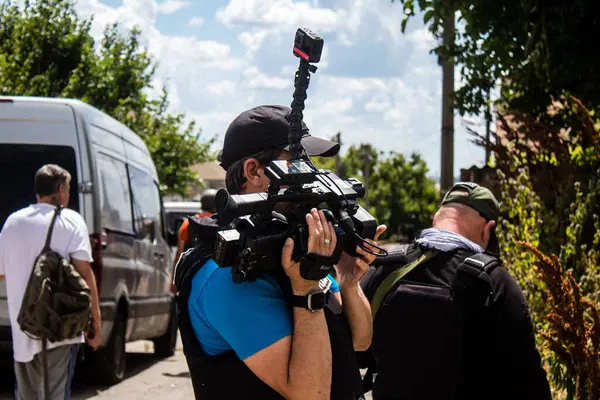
[0,96,178,384]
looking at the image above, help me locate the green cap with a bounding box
[441,182,499,222]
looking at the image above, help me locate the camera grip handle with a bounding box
[300,253,334,281]
[290,225,309,262]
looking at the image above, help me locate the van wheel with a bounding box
[153,304,177,358]
[90,312,127,385]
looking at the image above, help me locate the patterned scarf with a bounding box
[416,228,484,254]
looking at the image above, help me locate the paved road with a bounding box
[0,338,193,400]
[1,335,372,399]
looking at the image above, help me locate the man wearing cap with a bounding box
[358,182,551,400]
[174,105,386,400]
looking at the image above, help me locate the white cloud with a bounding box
[405,27,438,51]
[242,67,291,90]
[316,97,353,114]
[75,0,246,117]
[73,0,481,178]
[338,32,354,47]
[188,16,204,27]
[413,65,439,77]
[365,93,391,113]
[280,65,298,75]
[238,29,272,57]
[156,0,188,14]
[206,80,237,96]
[216,0,344,33]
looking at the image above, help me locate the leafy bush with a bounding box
[487,97,600,398]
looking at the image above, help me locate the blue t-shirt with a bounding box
[188,259,340,360]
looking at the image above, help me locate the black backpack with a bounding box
[360,246,500,399]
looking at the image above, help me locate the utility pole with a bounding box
[334,131,341,175]
[440,7,455,196]
[485,91,491,164]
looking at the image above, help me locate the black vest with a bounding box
[174,218,365,400]
[360,243,551,400]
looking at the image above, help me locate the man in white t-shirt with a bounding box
[0,164,101,400]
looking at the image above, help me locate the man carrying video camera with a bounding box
[174,104,386,400]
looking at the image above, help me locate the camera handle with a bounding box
[288,58,318,161]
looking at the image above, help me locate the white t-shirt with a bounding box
[0,203,93,363]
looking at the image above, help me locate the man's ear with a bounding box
[243,158,263,189]
[482,220,496,248]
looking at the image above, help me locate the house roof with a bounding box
[191,161,226,181]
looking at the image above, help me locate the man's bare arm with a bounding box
[243,209,337,399]
[72,259,101,348]
[244,307,332,400]
[340,283,372,351]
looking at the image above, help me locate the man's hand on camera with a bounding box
[281,208,337,295]
[335,224,387,288]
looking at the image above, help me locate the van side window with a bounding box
[97,153,134,234]
[129,166,163,241]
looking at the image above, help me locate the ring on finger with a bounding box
[324,238,331,244]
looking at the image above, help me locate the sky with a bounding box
[74,0,488,179]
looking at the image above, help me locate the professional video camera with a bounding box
[213,28,387,283]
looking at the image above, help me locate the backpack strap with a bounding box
[370,250,438,320]
[362,249,437,393]
[42,206,63,251]
[452,252,501,308]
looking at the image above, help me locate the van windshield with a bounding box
[0,144,79,230]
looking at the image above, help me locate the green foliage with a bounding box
[494,99,600,398]
[119,87,215,195]
[314,143,439,241]
[367,152,439,240]
[393,0,600,117]
[0,0,214,195]
[393,0,600,393]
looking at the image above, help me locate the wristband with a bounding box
[300,253,334,280]
[291,277,332,311]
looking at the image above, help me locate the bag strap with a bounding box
[452,252,501,307]
[370,250,438,320]
[43,206,63,251]
[362,249,437,393]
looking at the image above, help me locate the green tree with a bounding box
[393,1,600,395]
[367,152,439,240]
[315,143,439,241]
[0,0,214,195]
[121,88,215,194]
[394,0,600,117]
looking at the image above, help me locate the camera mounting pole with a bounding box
[289,28,323,161]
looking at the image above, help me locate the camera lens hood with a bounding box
[216,189,237,225]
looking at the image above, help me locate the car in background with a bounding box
[0,96,179,384]
[163,201,202,266]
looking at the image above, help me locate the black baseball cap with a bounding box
[441,182,501,254]
[219,105,340,170]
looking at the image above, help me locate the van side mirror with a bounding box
[143,218,156,242]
